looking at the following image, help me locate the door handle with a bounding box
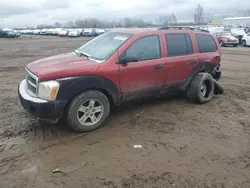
[153,64,164,69]
[189,60,198,64]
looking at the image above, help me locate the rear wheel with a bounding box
[67,90,110,132]
[242,40,246,47]
[187,73,215,104]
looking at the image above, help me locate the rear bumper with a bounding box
[18,80,67,123]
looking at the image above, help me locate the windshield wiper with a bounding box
[74,50,100,62]
[79,52,90,59]
[75,50,90,59]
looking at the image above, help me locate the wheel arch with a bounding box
[180,62,218,91]
[56,75,122,109]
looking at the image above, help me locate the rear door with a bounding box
[118,35,166,99]
[163,33,198,87]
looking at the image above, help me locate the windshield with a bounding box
[75,31,133,61]
[221,32,232,36]
[231,28,244,32]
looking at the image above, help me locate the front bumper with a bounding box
[223,41,238,45]
[18,80,67,123]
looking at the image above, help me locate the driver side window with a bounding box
[124,35,161,62]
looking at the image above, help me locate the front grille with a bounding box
[26,69,38,96]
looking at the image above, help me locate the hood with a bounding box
[27,52,100,81]
[223,36,237,40]
[231,30,245,35]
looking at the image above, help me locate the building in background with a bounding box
[222,17,250,26]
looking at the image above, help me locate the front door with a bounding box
[118,35,165,100]
[246,33,250,45]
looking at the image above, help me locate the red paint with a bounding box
[58,30,70,37]
[27,53,100,80]
[216,32,238,43]
[27,29,221,93]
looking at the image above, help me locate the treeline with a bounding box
[35,4,207,29]
[34,4,250,29]
[36,14,180,29]
[37,18,155,29]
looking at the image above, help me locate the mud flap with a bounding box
[213,79,224,95]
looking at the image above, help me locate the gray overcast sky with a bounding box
[0,0,249,28]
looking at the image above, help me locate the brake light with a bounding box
[217,64,220,71]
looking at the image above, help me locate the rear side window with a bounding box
[195,34,217,53]
[165,34,193,57]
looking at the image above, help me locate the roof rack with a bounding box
[157,26,209,33]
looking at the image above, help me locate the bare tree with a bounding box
[54,22,62,28]
[37,24,53,29]
[74,19,84,28]
[122,18,133,27]
[194,4,204,25]
[171,13,177,25]
[66,21,75,28]
[158,15,169,26]
[240,9,250,16]
[206,14,213,23]
[158,13,177,26]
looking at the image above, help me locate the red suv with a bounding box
[18,28,223,132]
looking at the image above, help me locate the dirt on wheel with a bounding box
[0,36,250,188]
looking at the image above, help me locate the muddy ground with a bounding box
[0,36,249,188]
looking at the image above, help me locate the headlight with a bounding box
[38,81,60,101]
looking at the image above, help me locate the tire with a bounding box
[219,41,224,47]
[233,44,238,47]
[187,73,215,104]
[67,90,110,132]
[242,40,246,47]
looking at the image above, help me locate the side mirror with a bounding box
[118,56,138,64]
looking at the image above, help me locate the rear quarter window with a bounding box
[195,34,217,53]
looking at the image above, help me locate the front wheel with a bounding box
[187,73,215,104]
[67,90,110,132]
[219,41,224,47]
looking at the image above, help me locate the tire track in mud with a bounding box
[221,47,250,55]
[0,111,74,143]
[0,36,250,188]
[120,171,211,188]
[0,66,22,72]
[222,58,250,64]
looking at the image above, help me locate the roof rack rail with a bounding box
[157,26,209,33]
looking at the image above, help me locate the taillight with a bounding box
[216,64,220,71]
